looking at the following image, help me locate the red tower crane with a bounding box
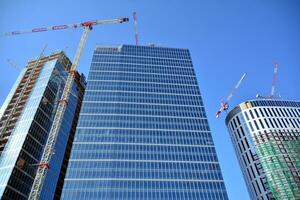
[215,73,246,118]
[133,12,139,46]
[2,17,129,200]
[256,63,279,99]
[270,63,279,97]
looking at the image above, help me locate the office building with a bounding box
[226,99,300,199]
[61,45,228,199]
[0,52,86,200]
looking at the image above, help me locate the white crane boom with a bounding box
[256,63,280,99]
[215,73,246,118]
[226,73,246,102]
[270,63,278,97]
[2,17,129,200]
[1,18,128,36]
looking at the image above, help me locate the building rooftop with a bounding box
[225,99,300,125]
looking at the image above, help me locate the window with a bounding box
[264,108,270,117]
[273,119,279,128]
[244,139,250,149]
[289,119,296,128]
[278,108,285,117]
[249,110,255,119]
[249,122,254,131]
[254,109,260,118]
[240,127,245,137]
[268,118,274,128]
[233,118,238,128]
[236,117,241,126]
[274,108,281,117]
[291,109,297,117]
[244,112,250,121]
[282,109,289,117]
[277,118,283,128]
[264,119,270,128]
[259,119,265,129]
[254,120,259,130]
[287,109,293,117]
[236,129,241,139]
[260,108,265,117]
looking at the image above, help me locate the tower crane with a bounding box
[256,63,279,99]
[215,73,246,118]
[2,17,129,199]
[133,12,139,46]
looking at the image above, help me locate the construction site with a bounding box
[0,2,299,200]
[0,17,129,199]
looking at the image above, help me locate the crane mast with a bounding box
[0,17,129,199]
[270,63,278,98]
[133,12,139,46]
[256,63,280,99]
[28,28,92,200]
[29,17,128,200]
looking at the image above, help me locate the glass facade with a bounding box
[226,99,300,200]
[0,53,85,200]
[61,45,228,199]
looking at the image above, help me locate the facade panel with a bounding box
[226,100,300,200]
[61,45,228,199]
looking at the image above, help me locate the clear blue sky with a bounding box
[1,1,299,199]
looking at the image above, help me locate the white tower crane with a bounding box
[215,73,246,118]
[256,63,280,99]
[2,17,129,199]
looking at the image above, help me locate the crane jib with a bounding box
[11,31,21,35]
[32,28,47,32]
[20,17,129,200]
[52,25,69,30]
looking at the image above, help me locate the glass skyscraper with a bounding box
[0,52,85,200]
[61,44,228,199]
[226,99,300,199]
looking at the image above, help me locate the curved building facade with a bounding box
[226,99,300,200]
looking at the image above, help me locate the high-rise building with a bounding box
[0,52,86,200]
[61,44,228,199]
[225,99,300,199]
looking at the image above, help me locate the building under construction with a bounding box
[226,99,300,199]
[0,51,85,200]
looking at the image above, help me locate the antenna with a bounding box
[133,12,139,46]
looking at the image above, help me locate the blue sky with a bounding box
[1,1,299,199]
